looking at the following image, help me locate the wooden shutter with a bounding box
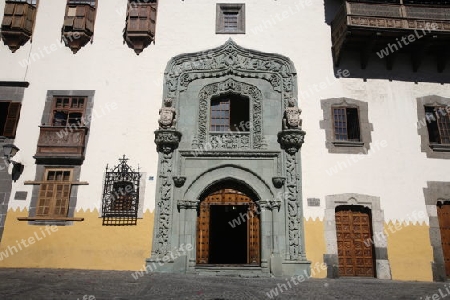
[3,102,21,138]
[37,170,72,218]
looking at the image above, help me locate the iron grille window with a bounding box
[210,95,249,132]
[216,4,245,34]
[425,106,450,144]
[0,101,21,138]
[51,96,86,126]
[102,156,141,226]
[333,107,361,142]
[37,169,73,217]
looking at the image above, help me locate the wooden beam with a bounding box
[24,180,89,185]
[360,35,377,69]
[17,216,84,221]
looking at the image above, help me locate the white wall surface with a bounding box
[0,0,448,223]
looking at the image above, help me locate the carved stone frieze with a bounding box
[277,129,306,155]
[154,130,182,154]
[194,78,266,150]
[164,39,296,100]
[177,199,199,210]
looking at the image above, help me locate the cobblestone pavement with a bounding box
[0,268,448,300]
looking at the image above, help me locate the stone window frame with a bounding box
[423,181,450,282]
[323,193,391,279]
[416,95,450,159]
[216,3,245,34]
[320,98,373,154]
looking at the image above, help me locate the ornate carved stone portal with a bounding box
[147,39,310,277]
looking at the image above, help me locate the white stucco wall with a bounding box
[0,0,449,223]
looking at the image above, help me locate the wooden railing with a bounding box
[35,126,87,163]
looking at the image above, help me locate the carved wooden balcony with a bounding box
[331,1,450,71]
[1,1,37,53]
[124,2,157,55]
[62,3,97,54]
[34,126,88,165]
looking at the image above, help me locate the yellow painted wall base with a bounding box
[304,217,327,278]
[386,222,433,282]
[0,210,435,280]
[0,208,154,271]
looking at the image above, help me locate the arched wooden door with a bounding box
[336,205,375,277]
[196,189,260,265]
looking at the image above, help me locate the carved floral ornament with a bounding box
[163,39,297,102]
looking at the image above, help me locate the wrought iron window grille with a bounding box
[102,155,141,226]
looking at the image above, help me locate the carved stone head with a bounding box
[288,98,296,107]
[164,98,173,107]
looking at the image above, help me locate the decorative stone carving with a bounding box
[154,130,182,154]
[283,98,302,130]
[209,133,250,150]
[194,78,266,150]
[158,98,177,129]
[164,39,296,100]
[277,130,306,155]
[173,176,186,188]
[272,177,286,189]
[177,200,199,210]
[286,151,301,260]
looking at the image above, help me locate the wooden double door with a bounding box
[336,205,375,277]
[196,189,260,265]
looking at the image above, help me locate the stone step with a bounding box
[195,266,271,278]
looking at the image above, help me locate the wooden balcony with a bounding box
[62,4,96,53]
[34,126,87,165]
[1,2,37,52]
[124,2,157,55]
[331,1,450,72]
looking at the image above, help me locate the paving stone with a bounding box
[0,268,447,300]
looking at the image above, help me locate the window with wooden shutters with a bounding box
[332,107,361,142]
[216,4,245,34]
[124,0,158,55]
[62,0,97,53]
[36,169,73,217]
[0,0,37,52]
[425,106,450,145]
[0,101,21,138]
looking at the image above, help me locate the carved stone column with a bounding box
[277,129,310,276]
[147,129,182,269]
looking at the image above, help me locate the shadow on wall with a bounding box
[323,0,450,84]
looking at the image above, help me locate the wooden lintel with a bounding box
[17,217,84,221]
[24,180,89,185]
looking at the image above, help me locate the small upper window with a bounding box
[210,94,249,132]
[333,107,361,142]
[425,106,450,145]
[0,101,21,138]
[216,4,245,34]
[50,96,86,127]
